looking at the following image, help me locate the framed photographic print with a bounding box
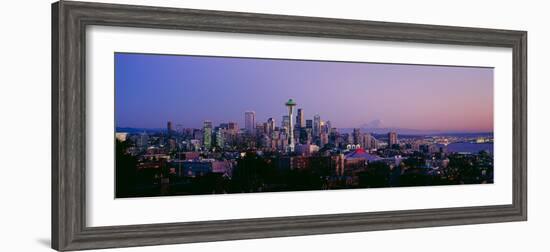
[52,1,527,251]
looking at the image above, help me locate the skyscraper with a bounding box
[262,122,269,135]
[363,133,372,149]
[320,132,329,147]
[285,99,297,152]
[203,120,213,149]
[296,108,305,129]
[167,121,173,135]
[244,111,255,135]
[325,121,332,133]
[138,131,149,148]
[227,122,238,134]
[313,114,321,137]
[267,117,275,135]
[388,131,398,147]
[306,119,313,129]
[353,128,362,145]
[215,129,225,148]
[175,124,183,135]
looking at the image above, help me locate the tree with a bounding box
[115,139,138,198]
[358,161,391,188]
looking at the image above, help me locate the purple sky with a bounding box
[115,53,493,132]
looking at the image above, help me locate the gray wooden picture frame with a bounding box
[52,1,527,251]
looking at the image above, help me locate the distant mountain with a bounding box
[340,127,444,135]
[359,119,383,129]
[116,127,164,133]
[361,127,445,135]
[345,119,492,135]
[341,119,438,134]
[339,127,492,136]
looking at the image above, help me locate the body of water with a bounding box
[444,142,493,154]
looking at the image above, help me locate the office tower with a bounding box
[262,122,269,135]
[285,99,297,152]
[193,129,203,141]
[219,123,229,129]
[168,138,177,151]
[305,128,313,144]
[313,114,321,137]
[352,128,362,145]
[215,129,225,148]
[138,132,149,148]
[371,136,379,149]
[296,108,305,129]
[267,117,275,135]
[363,133,372,149]
[175,124,183,135]
[347,133,354,145]
[256,123,265,135]
[325,121,332,133]
[320,132,329,147]
[167,121,173,135]
[227,122,238,134]
[203,120,213,149]
[244,111,256,135]
[388,131,398,147]
[306,119,313,129]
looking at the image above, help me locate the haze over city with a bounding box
[115,53,493,132]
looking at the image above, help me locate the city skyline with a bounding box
[115,52,494,198]
[115,53,494,132]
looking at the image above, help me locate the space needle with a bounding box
[285,99,296,152]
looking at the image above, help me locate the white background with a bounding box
[0,0,547,251]
[87,26,512,227]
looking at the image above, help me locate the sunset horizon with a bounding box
[115,53,493,132]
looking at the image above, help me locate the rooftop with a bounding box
[345,148,382,162]
[285,99,297,106]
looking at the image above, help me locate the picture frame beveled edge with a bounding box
[52,1,527,251]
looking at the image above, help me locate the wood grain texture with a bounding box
[51,1,528,251]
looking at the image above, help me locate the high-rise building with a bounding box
[203,121,213,149]
[215,129,225,148]
[244,111,255,135]
[138,132,149,148]
[267,117,275,135]
[296,108,305,129]
[285,99,297,152]
[320,132,329,147]
[168,138,177,151]
[388,131,398,147]
[353,128,362,145]
[262,122,269,135]
[325,121,332,133]
[313,114,321,137]
[371,136,379,149]
[175,124,183,135]
[363,133,372,149]
[256,123,265,135]
[306,119,313,129]
[167,121,173,135]
[226,122,238,137]
[193,129,203,141]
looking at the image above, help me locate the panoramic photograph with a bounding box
[114,52,494,198]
